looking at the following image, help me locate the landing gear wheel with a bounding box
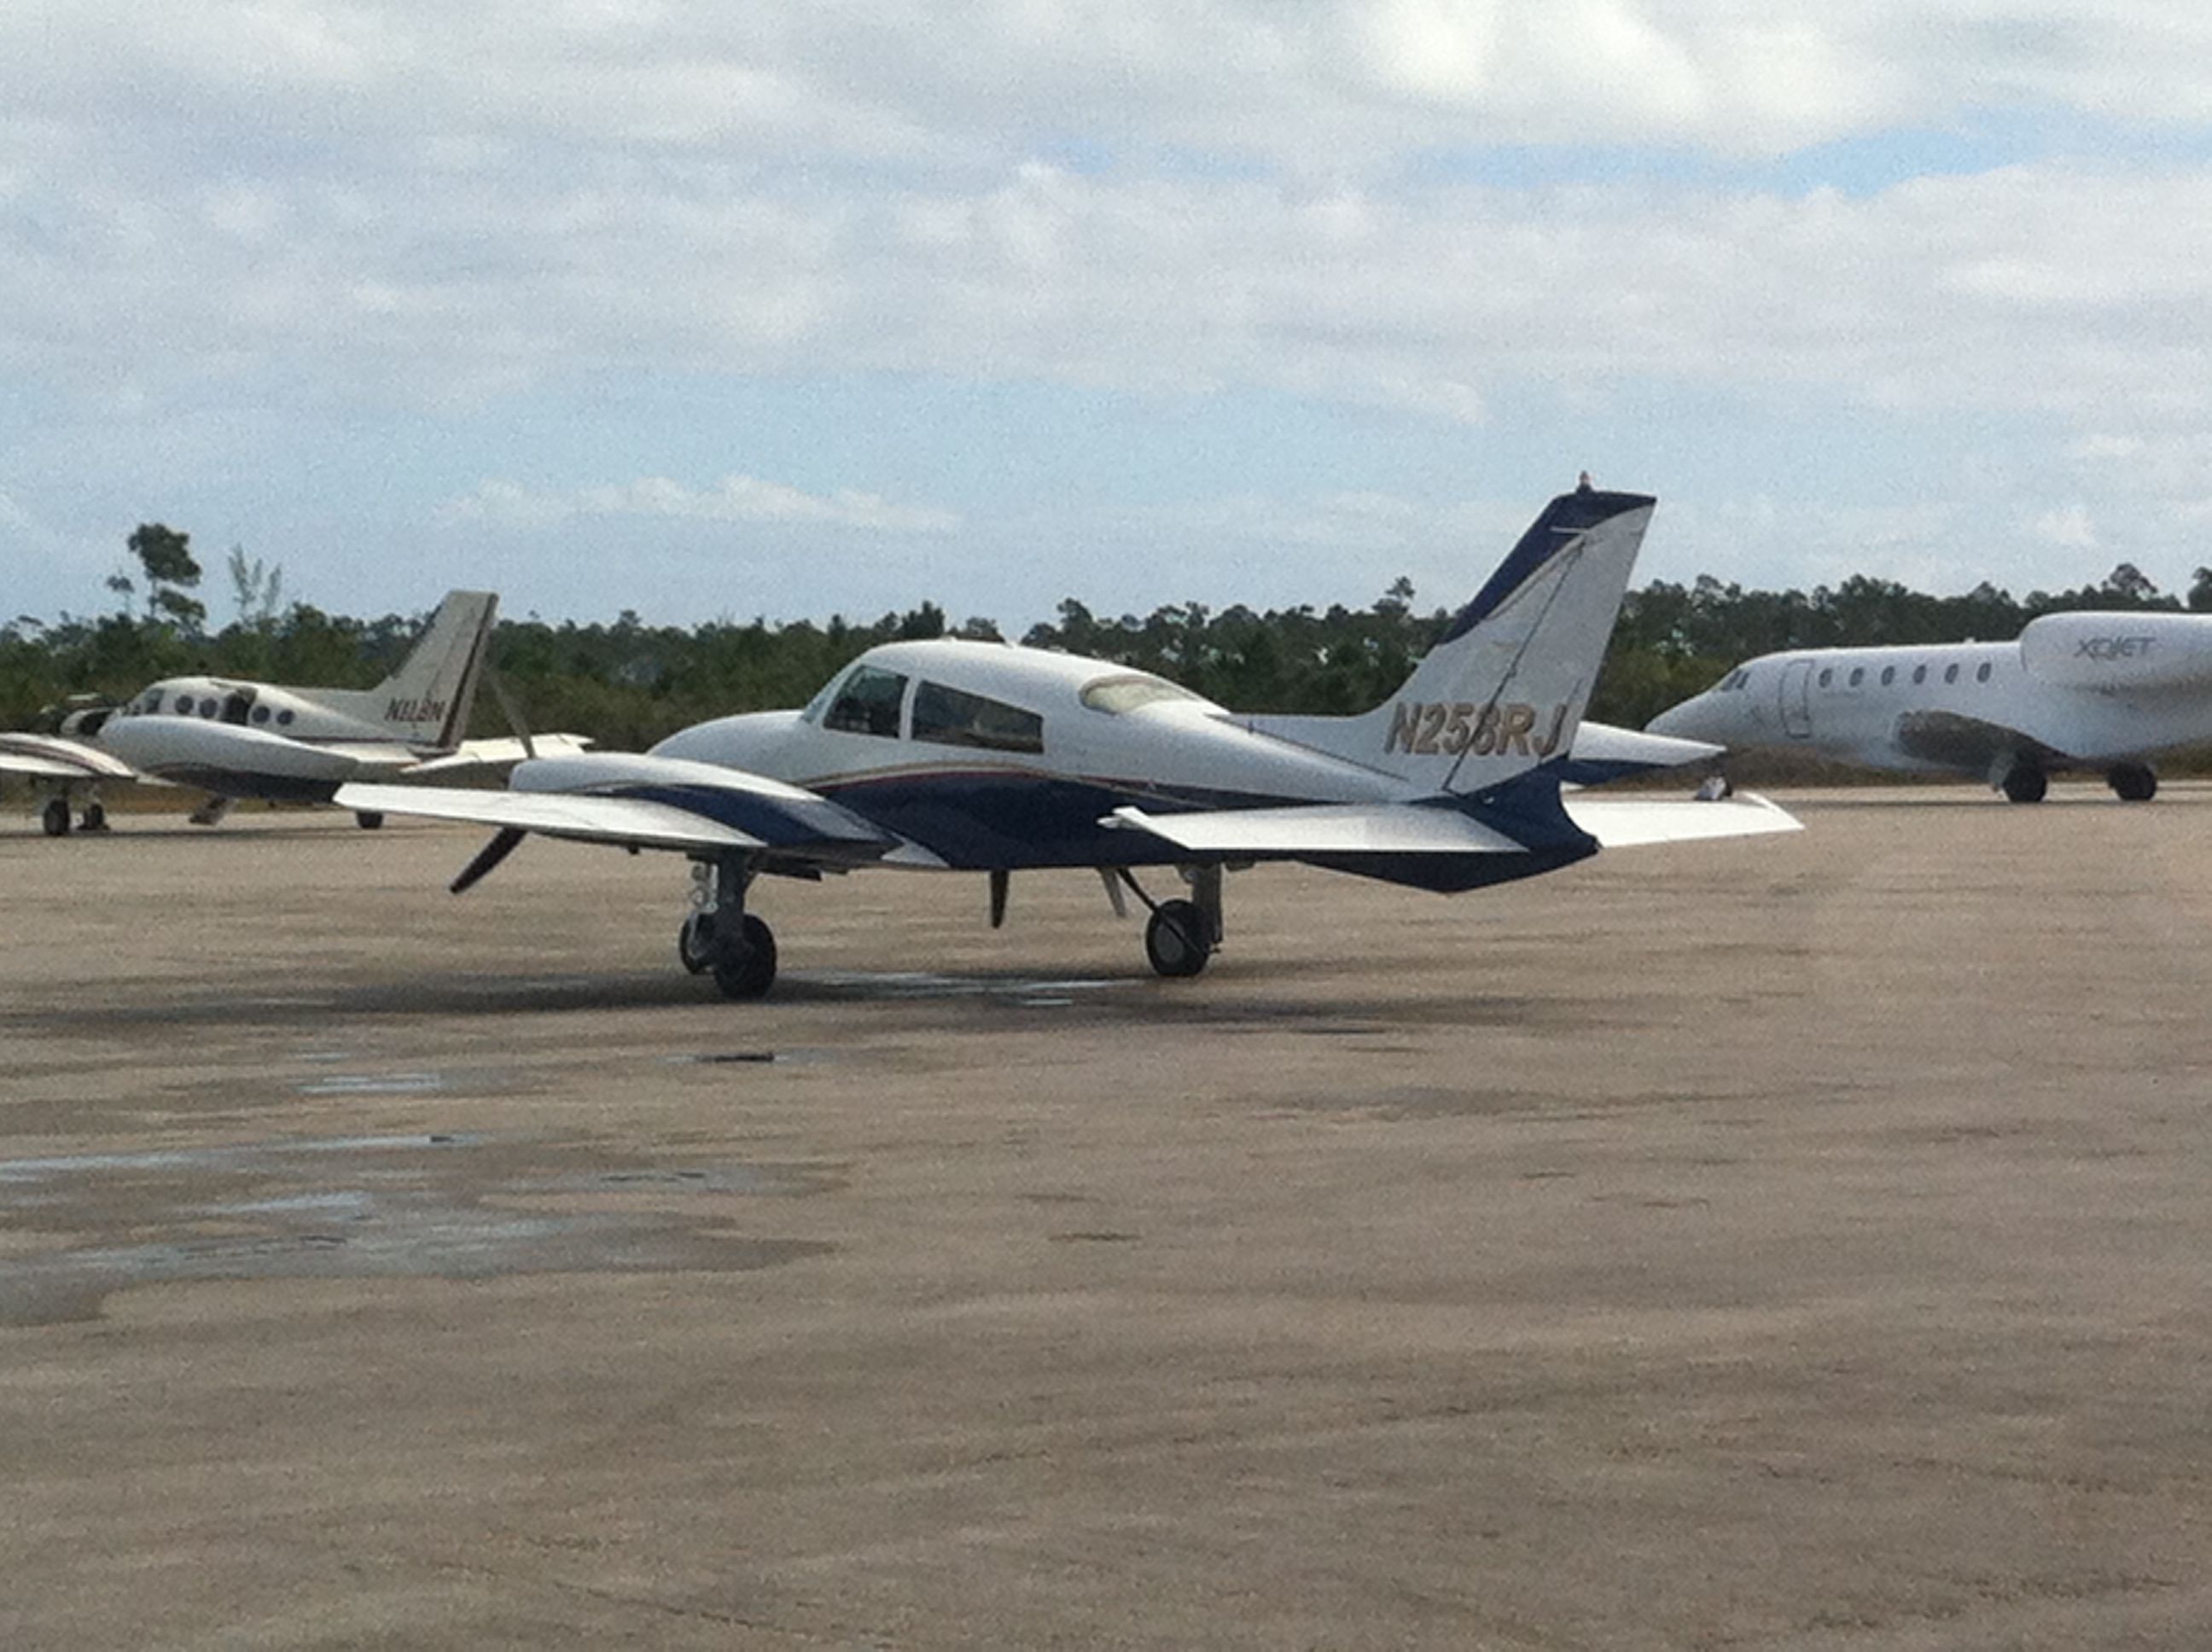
[678,911,715,974]
[2000,766,2047,805]
[709,914,778,1000]
[354,810,386,830]
[41,797,71,837]
[1144,899,1213,978]
[80,801,108,831]
[2108,764,2157,802]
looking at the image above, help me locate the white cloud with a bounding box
[442,474,960,533]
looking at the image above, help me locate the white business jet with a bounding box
[1646,611,2212,802]
[335,487,1797,999]
[0,590,584,835]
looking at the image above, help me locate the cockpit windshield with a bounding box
[1079,673,1202,715]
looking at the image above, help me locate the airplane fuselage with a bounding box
[94,678,454,800]
[647,639,1415,871]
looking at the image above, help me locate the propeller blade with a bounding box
[486,668,538,762]
[451,827,527,894]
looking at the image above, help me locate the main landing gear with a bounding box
[2107,763,2157,802]
[680,857,778,999]
[37,793,107,836]
[1999,764,2047,805]
[1107,864,1225,980]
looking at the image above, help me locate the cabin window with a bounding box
[276,709,295,725]
[172,695,195,715]
[199,701,217,718]
[1880,666,1895,686]
[911,681,1044,754]
[1912,665,1927,684]
[822,665,909,737]
[1080,672,1202,715]
[1818,668,1832,688]
[1848,667,1865,688]
[1976,662,1993,683]
[251,705,271,724]
[1944,664,1959,684]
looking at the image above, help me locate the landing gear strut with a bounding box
[41,796,70,837]
[684,857,778,999]
[2107,763,2157,802]
[1115,864,1225,979]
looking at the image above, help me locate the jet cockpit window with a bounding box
[911,681,1044,754]
[822,665,909,737]
[1080,673,1202,715]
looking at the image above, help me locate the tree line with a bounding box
[8,525,2211,745]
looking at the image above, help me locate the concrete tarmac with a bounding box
[3,786,2211,1648]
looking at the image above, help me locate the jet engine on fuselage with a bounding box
[2019,612,2212,692]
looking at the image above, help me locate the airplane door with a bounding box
[1778,660,1813,739]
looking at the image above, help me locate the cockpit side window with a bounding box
[911,681,1044,754]
[822,665,909,737]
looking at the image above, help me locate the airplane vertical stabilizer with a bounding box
[312,590,498,749]
[1249,489,1656,795]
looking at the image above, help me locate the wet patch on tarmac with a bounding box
[0,1133,837,1328]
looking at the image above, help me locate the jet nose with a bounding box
[1644,697,1708,740]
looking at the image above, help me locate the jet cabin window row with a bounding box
[1818,661,1995,689]
[1720,660,1996,691]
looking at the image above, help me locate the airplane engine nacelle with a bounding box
[2018,611,2212,691]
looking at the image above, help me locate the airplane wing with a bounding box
[0,734,138,782]
[335,751,943,868]
[1109,793,1798,858]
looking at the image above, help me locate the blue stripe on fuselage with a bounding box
[818,768,1284,870]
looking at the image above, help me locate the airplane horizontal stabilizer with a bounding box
[1105,803,1534,856]
[1562,791,1802,847]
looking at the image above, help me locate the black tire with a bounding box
[354,810,386,830]
[41,797,71,838]
[2000,765,2047,805]
[81,801,108,831]
[2108,764,2157,803]
[1144,899,1212,979]
[678,911,715,974]
[709,914,778,1000]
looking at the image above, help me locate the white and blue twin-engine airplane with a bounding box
[1648,611,2212,803]
[339,488,1799,998]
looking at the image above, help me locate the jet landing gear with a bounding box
[2107,763,2158,802]
[41,796,70,837]
[1110,864,1225,979]
[1999,764,2048,805]
[682,857,778,1000]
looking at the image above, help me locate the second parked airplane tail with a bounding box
[1248,488,1657,795]
[314,590,498,750]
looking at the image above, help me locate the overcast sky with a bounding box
[8,2,2212,631]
